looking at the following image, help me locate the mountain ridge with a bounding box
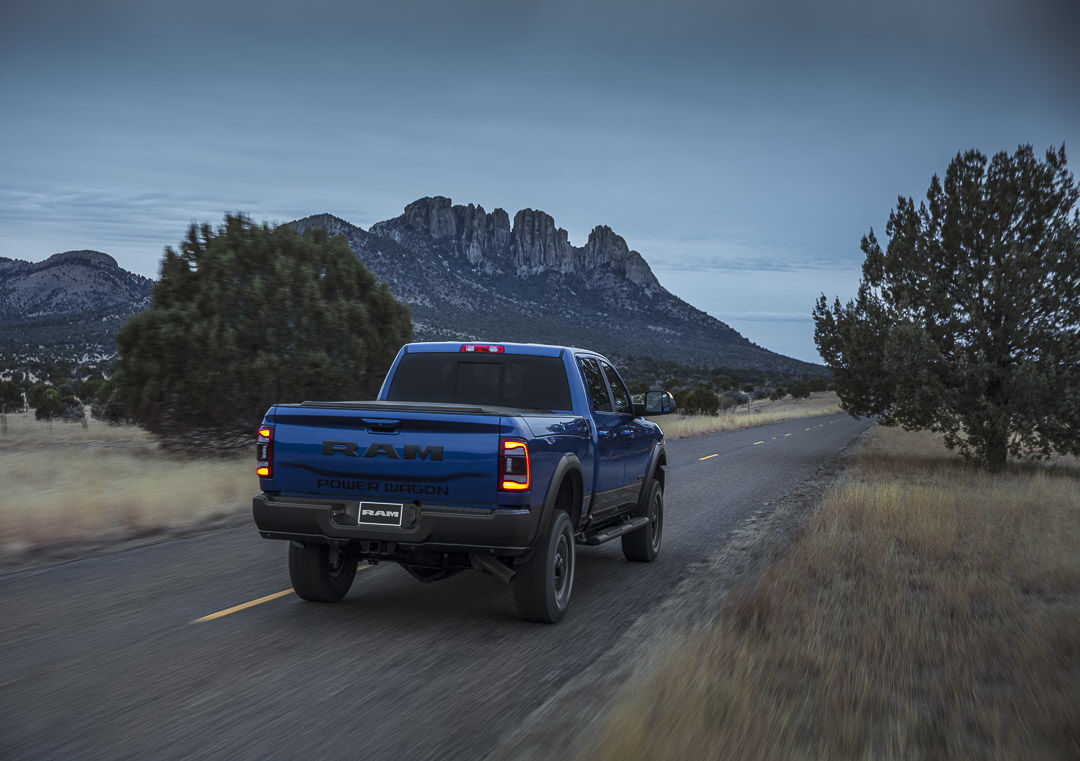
[0,203,823,377]
[0,249,153,323]
[0,249,154,363]
[291,198,818,373]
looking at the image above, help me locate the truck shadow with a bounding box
[277,544,663,629]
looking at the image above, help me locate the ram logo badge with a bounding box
[357,501,404,527]
[321,441,444,461]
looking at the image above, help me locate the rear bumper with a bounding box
[252,494,540,555]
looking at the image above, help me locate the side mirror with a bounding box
[644,390,676,416]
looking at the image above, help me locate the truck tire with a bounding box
[622,479,663,562]
[289,541,357,602]
[512,510,575,623]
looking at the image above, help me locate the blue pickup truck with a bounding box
[252,341,675,622]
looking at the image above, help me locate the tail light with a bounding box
[500,438,530,491]
[461,344,504,353]
[256,426,273,478]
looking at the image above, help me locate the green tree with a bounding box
[115,214,412,439]
[807,376,828,393]
[35,389,62,420]
[26,383,49,409]
[0,380,22,410]
[78,377,105,401]
[814,145,1080,468]
[627,379,649,396]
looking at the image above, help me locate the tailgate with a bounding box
[265,404,502,507]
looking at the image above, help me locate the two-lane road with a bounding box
[0,413,871,761]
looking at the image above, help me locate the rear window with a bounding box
[386,353,572,411]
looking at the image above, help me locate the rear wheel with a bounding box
[289,541,357,602]
[622,479,663,562]
[512,510,575,623]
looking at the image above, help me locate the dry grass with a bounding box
[585,427,1080,761]
[654,392,843,439]
[0,412,255,555]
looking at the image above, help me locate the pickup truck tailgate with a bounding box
[265,404,502,506]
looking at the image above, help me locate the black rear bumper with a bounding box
[252,494,540,556]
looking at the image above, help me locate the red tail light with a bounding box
[500,438,530,491]
[461,344,504,353]
[256,426,273,478]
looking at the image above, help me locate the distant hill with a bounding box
[0,203,824,378]
[292,198,821,373]
[0,250,153,358]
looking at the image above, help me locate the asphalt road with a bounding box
[0,412,871,761]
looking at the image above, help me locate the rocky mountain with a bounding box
[0,250,153,357]
[292,197,818,373]
[0,201,821,377]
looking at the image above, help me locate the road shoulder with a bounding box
[484,424,873,761]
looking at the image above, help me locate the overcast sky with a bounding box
[2,0,1077,363]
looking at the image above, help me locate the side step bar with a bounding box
[580,516,649,546]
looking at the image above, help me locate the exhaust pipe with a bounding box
[470,552,516,584]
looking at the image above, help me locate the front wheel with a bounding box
[512,510,575,623]
[289,541,357,602]
[622,479,663,562]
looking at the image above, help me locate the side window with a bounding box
[601,361,633,414]
[578,357,613,413]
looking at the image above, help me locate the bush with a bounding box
[681,387,720,416]
[712,375,733,391]
[789,381,811,399]
[718,394,740,410]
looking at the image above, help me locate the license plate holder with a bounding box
[356,501,404,527]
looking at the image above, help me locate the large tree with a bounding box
[115,214,412,440]
[814,145,1080,468]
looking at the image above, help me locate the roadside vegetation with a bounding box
[0,412,253,557]
[0,390,843,560]
[654,392,842,439]
[584,427,1080,760]
[815,144,1080,468]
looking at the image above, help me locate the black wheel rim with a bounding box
[649,492,663,553]
[552,530,573,607]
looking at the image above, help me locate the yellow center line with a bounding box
[784,433,792,437]
[193,565,371,623]
[752,440,765,446]
[698,453,719,460]
[193,589,293,623]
